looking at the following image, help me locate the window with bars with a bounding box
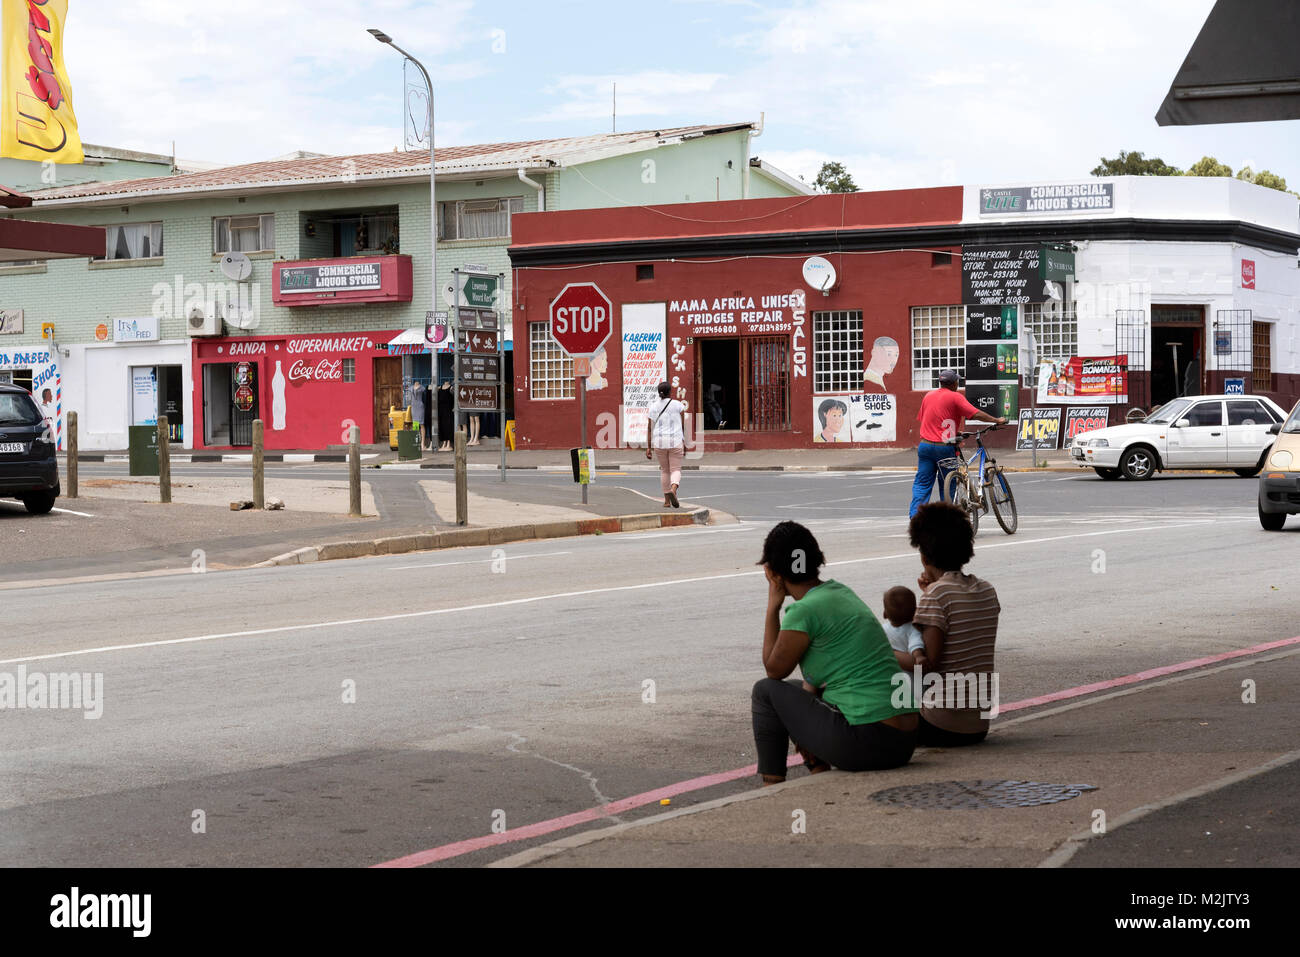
[439,197,524,241]
[910,305,965,389]
[1022,300,1078,388]
[214,214,275,254]
[812,310,863,393]
[529,322,574,399]
[1253,321,1272,392]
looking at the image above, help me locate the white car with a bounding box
[1070,394,1287,480]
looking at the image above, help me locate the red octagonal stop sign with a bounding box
[549,282,612,358]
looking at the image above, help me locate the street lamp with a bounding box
[368,28,435,331]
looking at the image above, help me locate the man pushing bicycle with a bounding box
[908,369,1006,519]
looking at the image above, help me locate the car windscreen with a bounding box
[0,392,43,427]
[1146,398,1192,425]
[1284,404,1300,433]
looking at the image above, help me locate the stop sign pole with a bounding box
[549,283,613,504]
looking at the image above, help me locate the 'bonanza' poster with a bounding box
[1037,357,1128,404]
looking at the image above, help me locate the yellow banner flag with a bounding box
[1,0,83,163]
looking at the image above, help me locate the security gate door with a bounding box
[741,336,790,432]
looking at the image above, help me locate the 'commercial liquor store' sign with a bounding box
[280,262,382,293]
[980,183,1114,215]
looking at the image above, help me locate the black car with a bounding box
[0,383,60,514]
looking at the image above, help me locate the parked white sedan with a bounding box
[1070,394,1287,480]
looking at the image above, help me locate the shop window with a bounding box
[910,305,965,389]
[812,310,863,394]
[97,223,163,261]
[1022,301,1078,388]
[529,322,574,399]
[1253,321,1272,392]
[438,197,523,241]
[343,358,356,383]
[214,214,275,254]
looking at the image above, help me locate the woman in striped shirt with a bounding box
[907,503,1001,746]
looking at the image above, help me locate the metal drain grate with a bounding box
[871,780,1098,810]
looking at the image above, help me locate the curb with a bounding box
[71,453,373,464]
[382,462,1080,474]
[251,507,710,568]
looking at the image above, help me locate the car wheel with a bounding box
[1119,446,1156,481]
[1259,505,1286,531]
[1094,467,1121,480]
[1235,452,1267,478]
[22,491,56,515]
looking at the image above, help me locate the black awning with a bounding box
[1156,0,1300,126]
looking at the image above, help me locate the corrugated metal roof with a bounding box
[29,123,755,205]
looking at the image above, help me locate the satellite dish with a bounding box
[802,256,837,293]
[1043,280,1063,302]
[220,252,253,282]
[441,281,458,308]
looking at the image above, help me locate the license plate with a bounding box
[0,442,25,453]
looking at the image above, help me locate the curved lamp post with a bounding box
[368,28,435,322]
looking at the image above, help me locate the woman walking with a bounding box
[645,381,687,508]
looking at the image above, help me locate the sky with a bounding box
[60,0,1299,189]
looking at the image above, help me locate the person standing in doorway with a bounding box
[645,381,687,508]
[909,369,1005,519]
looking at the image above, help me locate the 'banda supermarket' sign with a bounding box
[980,183,1114,215]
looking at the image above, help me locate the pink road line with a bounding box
[373,636,1300,868]
[997,635,1300,714]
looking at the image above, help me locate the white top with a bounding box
[882,620,925,655]
[650,398,685,449]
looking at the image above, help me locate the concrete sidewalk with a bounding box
[491,646,1300,868]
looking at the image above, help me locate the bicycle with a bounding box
[936,424,1017,535]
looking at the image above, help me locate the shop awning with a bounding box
[1156,0,1300,125]
[384,327,512,355]
[0,217,105,262]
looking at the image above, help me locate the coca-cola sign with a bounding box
[287,358,343,386]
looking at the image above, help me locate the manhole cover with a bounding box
[871,780,1098,810]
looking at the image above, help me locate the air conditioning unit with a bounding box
[187,306,221,337]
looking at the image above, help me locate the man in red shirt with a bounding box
[910,369,1005,518]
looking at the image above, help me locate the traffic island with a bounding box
[253,507,710,567]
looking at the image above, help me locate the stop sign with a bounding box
[549,282,612,357]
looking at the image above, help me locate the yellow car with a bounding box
[1258,399,1300,530]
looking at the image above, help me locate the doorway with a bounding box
[203,362,258,447]
[698,338,740,430]
[1151,306,1205,405]
[373,356,404,442]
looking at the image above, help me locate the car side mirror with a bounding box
[1269,423,1281,435]
[1174,418,1191,429]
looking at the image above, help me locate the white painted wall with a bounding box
[64,341,192,450]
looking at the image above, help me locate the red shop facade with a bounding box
[508,187,987,451]
[192,254,416,450]
[192,332,410,450]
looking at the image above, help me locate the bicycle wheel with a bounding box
[943,470,979,536]
[987,466,1018,534]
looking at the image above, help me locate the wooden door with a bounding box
[373,357,404,442]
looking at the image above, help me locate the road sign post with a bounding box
[549,282,613,505]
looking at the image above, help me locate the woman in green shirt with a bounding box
[752,521,918,785]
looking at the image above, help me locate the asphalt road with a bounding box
[2,466,1296,866]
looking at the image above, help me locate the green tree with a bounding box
[813,161,857,193]
[1236,166,1289,192]
[1090,150,1181,176]
[1186,155,1233,177]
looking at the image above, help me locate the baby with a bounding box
[882,585,927,671]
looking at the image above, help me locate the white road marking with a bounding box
[51,506,96,517]
[0,520,1221,667]
[392,551,572,571]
